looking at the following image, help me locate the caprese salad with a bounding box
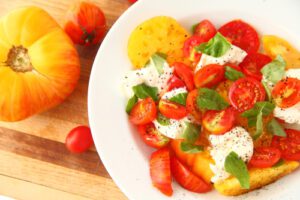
[123,19,300,196]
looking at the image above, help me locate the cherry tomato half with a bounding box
[249,147,281,168]
[272,129,300,161]
[272,77,300,108]
[186,89,202,122]
[173,62,195,91]
[138,123,170,149]
[194,64,225,88]
[159,99,187,120]
[65,126,94,153]
[193,20,217,42]
[183,36,205,62]
[170,156,212,193]
[229,77,266,112]
[164,75,186,93]
[239,53,272,80]
[202,107,236,135]
[129,97,157,125]
[219,20,260,53]
[150,148,173,196]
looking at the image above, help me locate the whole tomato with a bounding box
[66,126,94,153]
[64,1,106,46]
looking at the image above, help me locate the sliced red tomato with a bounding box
[173,62,195,91]
[194,64,225,88]
[183,36,205,62]
[229,77,266,112]
[272,77,300,108]
[239,53,272,80]
[193,20,217,42]
[202,107,235,135]
[186,89,202,122]
[249,147,281,168]
[272,129,300,161]
[138,123,170,149]
[170,156,212,193]
[219,20,260,53]
[165,75,186,92]
[150,148,173,196]
[159,100,187,120]
[129,97,157,125]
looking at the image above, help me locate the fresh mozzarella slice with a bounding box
[161,87,188,100]
[209,126,253,183]
[274,102,300,125]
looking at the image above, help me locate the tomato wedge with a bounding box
[249,147,281,168]
[239,53,272,80]
[173,62,195,91]
[219,20,260,53]
[193,20,217,42]
[170,156,212,193]
[229,77,266,112]
[186,89,202,122]
[165,75,186,92]
[159,99,187,120]
[138,123,170,149]
[194,64,225,88]
[272,129,300,161]
[272,77,300,108]
[202,107,235,135]
[129,97,157,125]
[150,148,173,196]
[183,36,205,62]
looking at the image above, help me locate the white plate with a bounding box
[88,0,300,199]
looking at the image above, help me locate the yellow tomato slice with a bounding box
[262,35,300,69]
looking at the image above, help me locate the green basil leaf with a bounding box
[191,23,199,34]
[253,112,263,140]
[262,80,272,101]
[126,95,138,114]
[273,159,285,168]
[180,142,203,154]
[267,118,287,137]
[169,92,188,106]
[225,151,250,189]
[132,83,158,101]
[181,122,201,143]
[195,32,231,57]
[197,88,229,110]
[225,66,244,81]
[145,53,167,74]
[261,55,286,84]
[156,113,171,126]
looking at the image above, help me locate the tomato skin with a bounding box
[202,107,235,135]
[159,100,187,120]
[150,148,173,196]
[239,53,272,80]
[129,98,157,125]
[65,126,94,153]
[128,0,137,3]
[137,123,170,149]
[194,64,225,88]
[249,147,281,168]
[170,156,212,193]
[219,20,259,53]
[183,36,205,62]
[194,20,217,42]
[64,1,106,46]
[272,129,300,161]
[186,89,202,122]
[165,75,186,92]
[229,77,266,112]
[173,62,195,91]
[272,77,300,108]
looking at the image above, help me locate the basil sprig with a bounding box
[267,118,286,137]
[225,66,244,81]
[126,95,138,114]
[241,101,275,139]
[195,32,231,57]
[132,83,158,101]
[225,151,250,189]
[180,142,204,154]
[145,53,167,75]
[180,122,203,154]
[197,88,229,110]
[169,92,188,106]
[261,55,286,84]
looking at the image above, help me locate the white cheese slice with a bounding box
[153,117,190,139]
[161,87,188,100]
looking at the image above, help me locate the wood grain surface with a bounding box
[0,0,131,199]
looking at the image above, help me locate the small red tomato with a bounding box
[194,64,225,88]
[129,97,157,125]
[66,126,94,153]
[193,20,217,42]
[64,1,106,46]
[159,100,187,120]
[173,62,195,91]
[183,36,205,63]
[248,147,281,168]
[186,89,202,122]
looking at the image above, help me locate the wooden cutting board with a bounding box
[0,0,131,199]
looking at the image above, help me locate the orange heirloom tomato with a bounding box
[64,1,106,46]
[0,7,80,122]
